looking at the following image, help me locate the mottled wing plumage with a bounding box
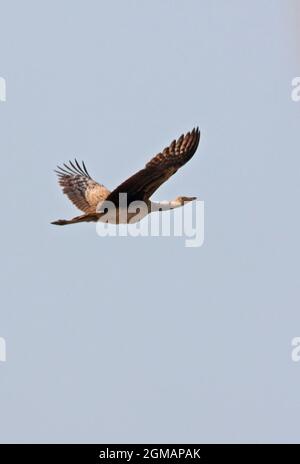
[106,127,200,205]
[55,160,110,213]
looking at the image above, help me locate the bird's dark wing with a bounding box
[55,160,110,213]
[106,127,200,206]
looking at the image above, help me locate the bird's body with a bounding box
[52,128,200,226]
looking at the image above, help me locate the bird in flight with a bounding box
[52,127,200,226]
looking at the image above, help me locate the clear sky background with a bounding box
[0,0,300,444]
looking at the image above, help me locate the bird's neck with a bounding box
[150,200,180,212]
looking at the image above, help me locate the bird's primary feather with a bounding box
[54,159,110,214]
[105,127,200,206]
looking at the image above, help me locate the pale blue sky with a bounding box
[0,0,300,443]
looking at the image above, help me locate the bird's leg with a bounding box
[51,213,99,225]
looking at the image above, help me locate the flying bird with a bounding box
[52,127,200,226]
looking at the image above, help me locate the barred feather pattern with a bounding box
[55,159,110,213]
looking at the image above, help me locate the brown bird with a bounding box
[52,127,200,226]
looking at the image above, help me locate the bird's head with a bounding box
[174,196,197,206]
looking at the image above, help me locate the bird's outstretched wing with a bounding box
[55,160,110,213]
[105,127,200,206]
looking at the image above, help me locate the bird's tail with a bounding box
[51,213,99,226]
